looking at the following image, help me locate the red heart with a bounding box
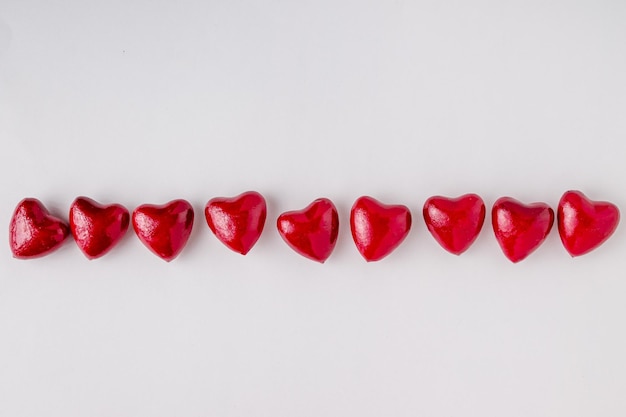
[9,198,70,259]
[132,200,194,262]
[277,198,339,263]
[423,193,485,255]
[205,191,267,255]
[557,190,620,257]
[350,196,412,262]
[69,196,130,259]
[492,197,554,263]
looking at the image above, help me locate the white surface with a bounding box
[1,1,626,416]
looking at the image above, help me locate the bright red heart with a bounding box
[277,198,339,263]
[205,191,267,255]
[423,193,485,255]
[557,190,620,257]
[350,196,412,262]
[9,198,70,259]
[132,200,194,262]
[492,197,554,263]
[69,196,130,259]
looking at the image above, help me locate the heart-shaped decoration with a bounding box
[492,197,554,263]
[205,191,267,255]
[350,196,412,262]
[557,190,620,257]
[9,198,70,259]
[277,198,339,263]
[69,196,130,259]
[132,200,194,262]
[423,194,486,255]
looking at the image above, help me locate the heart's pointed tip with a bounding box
[238,247,251,256]
[82,251,98,261]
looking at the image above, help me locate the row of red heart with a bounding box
[8,190,619,263]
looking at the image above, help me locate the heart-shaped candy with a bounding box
[350,196,412,262]
[132,200,194,262]
[557,190,620,257]
[205,191,267,255]
[492,197,554,263]
[277,198,339,263]
[9,198,70,259]
[423,194,485,255]
[69,196,130,259]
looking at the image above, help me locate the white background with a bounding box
[1,1,626,416]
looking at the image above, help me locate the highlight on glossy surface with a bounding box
[557,190,620,257]
[9,198,70,259]
[70,196,130,259]
[423,193,485,255]
[205,191,267,255]
[350,196,412,262]
[277,198,339,263]
[492,197,554,263]
[132,199,194,262]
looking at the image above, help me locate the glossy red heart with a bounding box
[557,190,620,257]
[9,198,70,259]
[350,196,412,262]
[277,198,339,263]
[69,196,130,259]
[423,194,485,255]
[492,197,554,263]
[132,200,194,262]
[205,191,267,255]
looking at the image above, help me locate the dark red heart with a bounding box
[350,196,412,262]
[9,198,70,259]
[132,200,194,262]
[69,196,130,259]
[492,197,554,263]
[277,198,339,263]
[557,190,620,257]
[205,191,267,255]
[423,194,485,255]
